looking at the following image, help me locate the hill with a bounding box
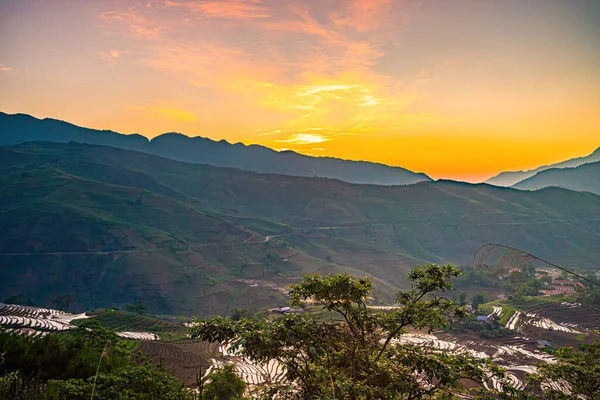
[2,142,600,315]
[0,112,430,186]
[512,161,600,194]
[486,146,600,187]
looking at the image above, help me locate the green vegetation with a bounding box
[528,338,600,399]
[0,320,194,399]
[451,315,513,339]
[3,295,35,306]
[498,307,516,326]
[75,310,187,339]
[191,265,526,399]
[2,142,600,315]
[201,365,246,400]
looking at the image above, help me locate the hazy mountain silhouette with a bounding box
[486,146,600,187]
[0,112,430,186]
[512,161,600,195]
[3,141,600,313]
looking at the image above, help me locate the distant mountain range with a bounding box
[0,112,430,186]
[486,146,600,187]
[512,161,600,195]
[2,142,600,315]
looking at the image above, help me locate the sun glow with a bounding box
[1,0,598,181]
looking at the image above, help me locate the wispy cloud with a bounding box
[331,0,393,32]
[277,133,330,145]
[97,0,434,136]
[161,0,269,20]
[0,64,13,72]
[99,9,160,38]
[95,50,122,66]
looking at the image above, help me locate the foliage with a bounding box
[528,339,600,400]
[3,295,36,306]
[0,321,196,399]
[44,364,192,400]
[124,301,151,315]
[472,293,485,310]
[576,275,600,309]
[450,316,512,339]
[191,264,521,399]
[202,364,247,400]
[52,294,73,312]
[0,320,129,381]
[229,308,262,322]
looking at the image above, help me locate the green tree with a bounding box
[472,293,485,310]
[202,364,247,400]
[528,339,600,400]
[191,264,521,399]
[3,295,35,306]
[52,293,73,312]
[124,301,150,315]
[459,291,468,306]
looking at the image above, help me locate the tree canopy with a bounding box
[191,264,522,399]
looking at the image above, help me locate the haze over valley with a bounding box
[2,0,600,398]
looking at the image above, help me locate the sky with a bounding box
[1,0,599,182]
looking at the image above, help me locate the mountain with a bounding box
[0,112,430,186]
[2,142,600,315]
[512,161,600,194]
[486,146,600,187]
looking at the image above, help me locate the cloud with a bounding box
[0,64,12,72]
[161,0,269,20]
[331,0,393,32]
[277,133,331,145]
[99,10,160,38]
[95,50,122,66]
[97,0,434,135]
[259,129,281,136]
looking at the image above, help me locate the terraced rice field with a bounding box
[88,310,187,335]
[137,340,218,386]
[0,303,88,332]
[395,332,555,392]
[0,304,160,340]
[520,302,599,333]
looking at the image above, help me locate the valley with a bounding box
[2,141,600,315]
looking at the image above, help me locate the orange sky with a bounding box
[1,0,599,181]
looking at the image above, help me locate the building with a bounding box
[476,315,487,322]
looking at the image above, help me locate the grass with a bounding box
[499,307,516,326]
[122,339,140,351]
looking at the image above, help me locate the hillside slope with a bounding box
[2,142,600,315]
[512,162,600,194]
[486,147,600,187]
[0,112,430,186]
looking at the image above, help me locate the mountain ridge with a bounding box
[3,142,600,315]
[0,112,431,186]
[512,161,600,195]
[486,146,600,187]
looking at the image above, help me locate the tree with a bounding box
[52,294,73,312]
[3,295,35,306]
[202,364,247,400]
[528,338,600,400]
[191,264,520,399]
[124,301,150,315]
[472,293,485,310]
[459,291,468,306]
[508,271,526,286]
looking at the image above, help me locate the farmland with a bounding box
[76,310,188,339]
